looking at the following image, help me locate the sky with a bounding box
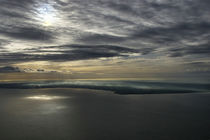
[0,0,210,82]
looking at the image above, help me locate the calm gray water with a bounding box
[0,88,210,140]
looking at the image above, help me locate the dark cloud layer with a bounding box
[0,66,21,73]
[0,27,53,41]
[169,43,210,57]
[0,44,139,63]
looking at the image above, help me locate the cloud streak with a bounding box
[0,66,21,73]
[0,44,140,63]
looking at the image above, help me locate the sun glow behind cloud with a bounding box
[35,3,57,26]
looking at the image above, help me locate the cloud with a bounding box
[0,66,21,73]
[77,33,126,43]
[37,69,45,72]
[0,0,210,79]
[0,27,53,41]
[100,1,139,16]
[182,61,210,73]
[0,39,10,47]
[0,44,140,63]
[186,61,210,66]
[0,10,28,19]
[168,43,210,57]
[0,0,35,21]
[132,22,210,41]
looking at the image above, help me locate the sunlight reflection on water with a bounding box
[25,95,70,100]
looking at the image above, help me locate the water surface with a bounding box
[0,88,210,140]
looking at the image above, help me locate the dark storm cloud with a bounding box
[0,66,21,73]
[0,44,140,63]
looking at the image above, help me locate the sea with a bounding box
[0,80,210,140]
